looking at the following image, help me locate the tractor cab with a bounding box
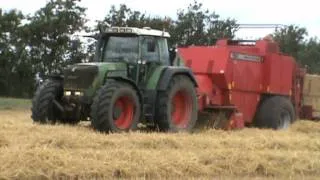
[91,26,172,85]
[94,27,171,65]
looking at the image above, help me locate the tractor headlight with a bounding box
[64,91,71,96]
[74,91,83,96]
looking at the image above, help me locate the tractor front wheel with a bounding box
[90,79,141,133]
[31,79,63,124]
[156,75,198,132]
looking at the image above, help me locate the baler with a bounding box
[174,38,305,130]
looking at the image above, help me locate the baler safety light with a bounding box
[64,91,71,96]
[228,83,232,90]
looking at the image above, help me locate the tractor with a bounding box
[31,26,198,133]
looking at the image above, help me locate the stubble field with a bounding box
[0,98,320,179]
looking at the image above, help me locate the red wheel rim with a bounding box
[113,96,134,129]
[171,90,192,128]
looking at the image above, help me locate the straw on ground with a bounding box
[0,109,320,179]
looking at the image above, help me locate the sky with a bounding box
[0,0,319,39]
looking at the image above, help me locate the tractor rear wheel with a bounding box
[155,75,198,132]
[254,96,295,130]
[90,79,141,133]
[31,79,63,124]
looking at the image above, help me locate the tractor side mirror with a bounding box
[169,48,177,65]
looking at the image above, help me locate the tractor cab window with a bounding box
[101,35,139,62]
[141,36,160,62]
[158,38,170,65]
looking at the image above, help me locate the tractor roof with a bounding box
[104,26,170,38]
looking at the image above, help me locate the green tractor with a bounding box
[31,26,198,133]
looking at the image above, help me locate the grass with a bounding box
[0,98,319,179]
[0,97,31,110]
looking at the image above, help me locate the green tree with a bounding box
[96,4,174,49]
[26,0,87,75]
[172,0,238,46]
[272,25,320,73]
[0,0,88,97]
[0,9,33,97]
[101,4,172,30]
[273,25,308,61]
[298,38,320,73]
[103,4,129,27]
[99,1,238,47]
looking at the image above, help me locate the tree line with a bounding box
[0,0,319,98]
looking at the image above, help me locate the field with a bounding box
[0,98,320,179]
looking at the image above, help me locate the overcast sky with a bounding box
[1,0,319,39]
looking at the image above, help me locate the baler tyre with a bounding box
[155,75,198,132]
[90,79,141,133]
[31,79,63,124]
[255,96,295,130]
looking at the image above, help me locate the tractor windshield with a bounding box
[100,35,139,63]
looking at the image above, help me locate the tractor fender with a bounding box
[157,67,198,91]
[106,76,143,103]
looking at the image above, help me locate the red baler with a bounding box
[176,39,305,129]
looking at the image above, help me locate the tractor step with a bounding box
[204,105,237,110]
[142,90,157,121]
[143,104,154,121]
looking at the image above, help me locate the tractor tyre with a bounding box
[155,75,198,132]
[90,79,141,133]
[31,79,63,124]
[254,96,295,130]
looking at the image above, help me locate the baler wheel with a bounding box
[31,79,63,124]
[155,75,198,132]
[90,79,141,133]
[254,96,295,130]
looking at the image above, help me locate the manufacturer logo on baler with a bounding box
[230,52,262,62]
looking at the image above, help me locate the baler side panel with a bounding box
[178,47,231,107]
[263,54,293,95]
[231,55,262,93]
[178,46,264,123]
[178,47,230,76]
[280,56,295,95]
[229,53,262,123]
[231,91,260,123]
